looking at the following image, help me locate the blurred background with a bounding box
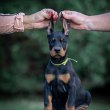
[0,0,110,110]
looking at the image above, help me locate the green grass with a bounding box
[0,99,43,110]
[0,98,110,110]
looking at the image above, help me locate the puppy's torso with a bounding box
[45,59,82,110]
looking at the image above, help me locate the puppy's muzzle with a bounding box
[54,47,61,53]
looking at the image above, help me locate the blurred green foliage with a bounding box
[0,0,110,93]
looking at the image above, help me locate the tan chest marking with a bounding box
[45,74,55,83]
[58,73,70,84]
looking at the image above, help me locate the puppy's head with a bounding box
[47,17,69,59]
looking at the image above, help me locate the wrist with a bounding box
[23,15,31,24]
[23,15,34,29]
[84,16,94,31]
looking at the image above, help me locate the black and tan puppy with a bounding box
[44,15,91,110]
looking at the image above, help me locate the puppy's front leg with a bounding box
[44,82,52,110]
[44,95,52,110]
[66,80,76,110]
[66,103,75,110]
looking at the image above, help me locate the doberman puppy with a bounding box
[44,14,91,110]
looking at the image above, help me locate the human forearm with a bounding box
[23,15,34,29]
[0,9,58,34]
[61,11,110,31]
[0,13,24,34]
[0,14,35,34]
[85,13,110,31]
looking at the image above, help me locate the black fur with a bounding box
[44,17,91,110]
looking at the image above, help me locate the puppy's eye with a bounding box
[51,38,56,42]
[60,38,65,42]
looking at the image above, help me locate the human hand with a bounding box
[23,9,58,29]
[59,11,90,30]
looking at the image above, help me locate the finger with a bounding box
[59,10,72,17]
[42,9,58,20]
[53,12,58,20]
[60,10,80,23]
[62,11,74,20]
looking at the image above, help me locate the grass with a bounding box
[0,98,110,110]
[0,99,43,110]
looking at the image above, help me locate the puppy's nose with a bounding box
[54,47,61,53]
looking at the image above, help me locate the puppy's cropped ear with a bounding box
[47,17,54,35]
[62,18,69,35]
[47,22,53,35]
[61,13,69,35]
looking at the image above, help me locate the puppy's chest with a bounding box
[45,68,71,84]
[46,68,71,94]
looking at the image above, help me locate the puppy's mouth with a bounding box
[54,55,61,58]
[50,48,66,58]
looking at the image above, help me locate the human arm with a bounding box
[60,11,110,31]
[0,9,58,34]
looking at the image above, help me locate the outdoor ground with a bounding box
[0,98,110,110]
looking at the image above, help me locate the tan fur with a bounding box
[45,74,55,83]
[44,95,52,110]
[50,47,66,57]
[58,73,70,84]
[66,103,75,110]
